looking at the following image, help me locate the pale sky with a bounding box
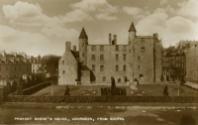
[0,0,198,56]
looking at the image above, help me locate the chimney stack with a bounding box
[65,41,71,52]
[153,33,159,39]
[109,33,112,44]
[113,34,117,45]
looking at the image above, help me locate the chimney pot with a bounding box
[109,33,112,44]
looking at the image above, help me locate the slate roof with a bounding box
[128,22,136,32]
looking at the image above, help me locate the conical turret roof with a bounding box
[79,28,88,39]
[128,22,136,32]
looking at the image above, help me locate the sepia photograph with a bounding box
[0,0,198,124]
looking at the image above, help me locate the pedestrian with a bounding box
[64,85,70,96]
[163,85,169,96]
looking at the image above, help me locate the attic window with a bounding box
[100,46,104,51]
[91,46,96,51]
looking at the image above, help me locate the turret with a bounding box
[128,22,136,43]
[79,28,88,65]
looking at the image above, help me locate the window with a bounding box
[62,70,65,74]
[100,65,104,72]
[123,46,127,51]
[102,76,106,82]
[124,76,128,82]
[141,46,145,52]
[138,65,140,70]
[118,78,121,83]
[115,45,119,51]
[100,45,104,51]
[116,54,119,61]
[92,65,95,71]
[123,65,126,71]
[116,65,119,71]
[91,54,95,61]
[91,46,96,51]
[123,54,126,61]
[100,54,104,61]
[137,56,141,61]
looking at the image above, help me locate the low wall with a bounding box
[22,81,51,95]
[6,95,198,103]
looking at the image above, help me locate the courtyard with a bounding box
[32,83,198,97]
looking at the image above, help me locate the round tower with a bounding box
[79,27,88,65]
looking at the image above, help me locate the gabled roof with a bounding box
[79,28,88,39]
[128,22,136,32]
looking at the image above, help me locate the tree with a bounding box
[111,77,116,95]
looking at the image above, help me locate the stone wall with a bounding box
[58,42,78,85]
[186,44,198,83]
[86,44,129,85]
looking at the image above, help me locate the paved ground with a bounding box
[33,85,101,96]
[32,84,198,96]
[0,102,198,125]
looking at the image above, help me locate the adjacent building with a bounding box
[59,42,78,85]
[59,22,163,85]
[31,56,42,74]
[185,41,198,89]
[162,46,186,82]
[0,52,31,86]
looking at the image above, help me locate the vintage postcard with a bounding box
[0,0,198,125]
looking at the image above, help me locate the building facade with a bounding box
[162,46,186,82]
[185,41,198,89]
[59,42,78,85]
[59,22,162,85]
[31,56,42,74]
[0,52,31,86]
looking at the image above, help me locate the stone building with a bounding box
[59,22,162,85]
[162,46,186,82]
[59,42,78,85]
[31,56,42,74]
[0,52,31,86]
[185,41,198,89]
